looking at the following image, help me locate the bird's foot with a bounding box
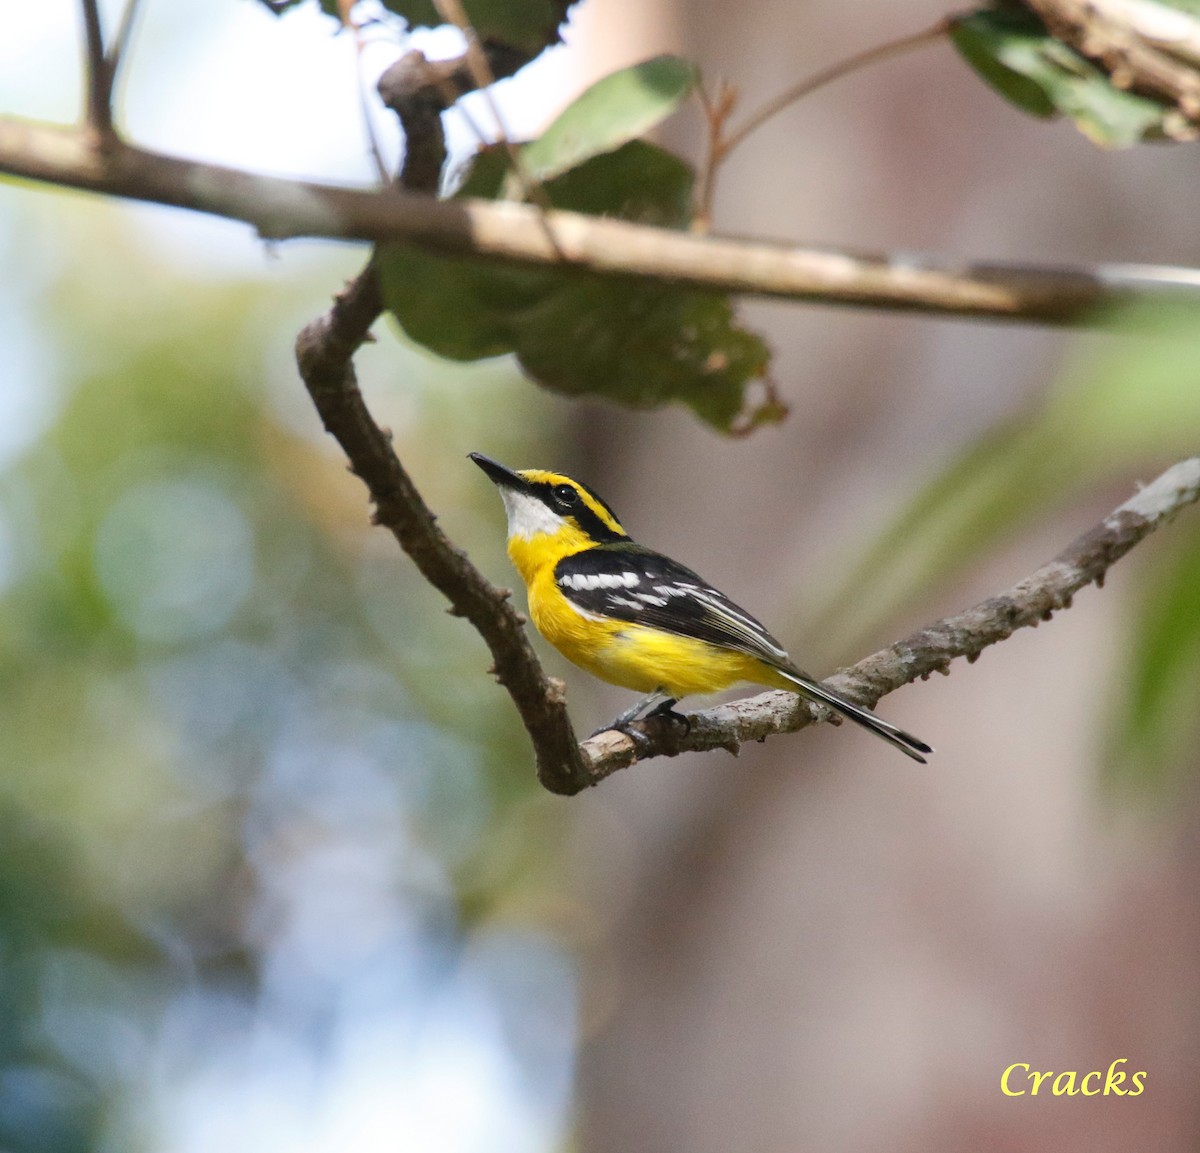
[588,697,691,745]
[644,697,692,736]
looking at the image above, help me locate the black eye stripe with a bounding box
[529,479,624,542]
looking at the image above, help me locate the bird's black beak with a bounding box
[469,452,529,491]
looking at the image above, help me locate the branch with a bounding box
[1090,0,1200,69]
[79,0,113,137]
[375,51,450,192]
[6,118,1200,322]
[293,276,588,795]
[293,277,588,796]
[577,457,1200,788]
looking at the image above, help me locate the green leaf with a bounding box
[378,142,773,431]
[950,8,1170,146]
[1150,0,1200,15]
[313,0,570,53]
[522,56,699,182]
[1109,520,1200,791]
[950,9,1060,118]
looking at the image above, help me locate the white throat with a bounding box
[500,488,567,541]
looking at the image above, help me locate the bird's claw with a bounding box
[588,702,691,746]
[644,699,692,735]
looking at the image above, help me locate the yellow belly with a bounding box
[527,569,791,698]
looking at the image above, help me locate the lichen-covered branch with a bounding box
[577,458,1200,788]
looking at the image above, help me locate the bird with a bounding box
[470,452,932,762]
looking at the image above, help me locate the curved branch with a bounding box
[5,117,1200,322]
[577,457,1200,789]
[294,272,588,795]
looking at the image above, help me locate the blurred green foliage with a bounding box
[1109,516,1200,791]
[0,197,576,1151]
[316,0,572,53]
[0,808,155,1153]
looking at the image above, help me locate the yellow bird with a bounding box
[471,453,931,762]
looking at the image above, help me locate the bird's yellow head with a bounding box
[470,453,627,580]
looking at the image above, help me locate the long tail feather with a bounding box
[776,669,932,764]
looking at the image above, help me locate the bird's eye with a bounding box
[553,484,579,508]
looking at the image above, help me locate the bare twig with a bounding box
[693,19,952,229]
[7,119,1200,322]
[107,0,144,89]
[432,1,524,159]
[721,16,953,159]
[693,76,737,233]
[576,458,1200,788]
[1088,0,1200,68]
[339,2,391,186]
[376,51,450,192]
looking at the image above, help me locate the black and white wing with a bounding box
[556,545,934,762]
[554,545,793,668]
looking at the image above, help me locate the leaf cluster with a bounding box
[951,2,1200,146]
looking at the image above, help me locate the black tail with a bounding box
[776,669,932,764]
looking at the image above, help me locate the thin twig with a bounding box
[79,0,113,137]
[7,119,1200,322]
[348,15,391,184]
[693,76,737,233]
[575,457,1200,788]
[720,16,953,159]
[106,0,144,85]
[433,0,529,182]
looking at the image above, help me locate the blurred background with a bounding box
[3,1,1200,1151]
